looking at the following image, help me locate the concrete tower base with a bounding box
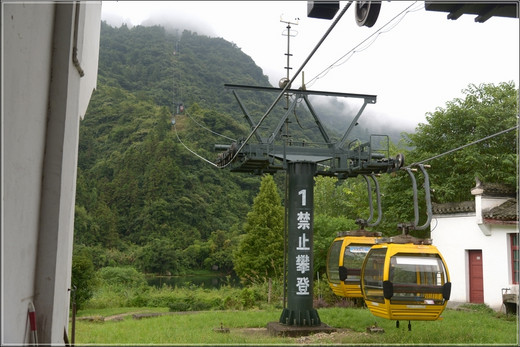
[266,321,336,337]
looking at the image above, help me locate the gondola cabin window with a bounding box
[389,254,447,304]
[327,240,343,284]
[362,248,387,303]
[343,245,372,281]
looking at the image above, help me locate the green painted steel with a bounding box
[279,161,321,326]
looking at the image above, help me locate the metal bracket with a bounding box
[400,164,432,232]
[356,174,382,228]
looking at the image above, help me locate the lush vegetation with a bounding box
[73,21,518,307]
[78,260,340,311]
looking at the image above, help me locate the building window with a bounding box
[511,233,519,285]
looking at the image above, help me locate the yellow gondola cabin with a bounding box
[360,237,451,327]
[327,174,384,299]
[327,230,382,298]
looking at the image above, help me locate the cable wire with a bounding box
[172,122,220,168]
[406,125,519,168]
[184,111,237,142]
[307,1,420,88]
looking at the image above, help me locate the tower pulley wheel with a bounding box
[355,1,381,27]
[279,77,291,89]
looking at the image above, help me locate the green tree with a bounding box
[203,230,235,272]
[313,176,359,274]
[97,266,147,288]
[71,245,98,310]
[233,174,284,283]
[314,214,357,275]
[375,82,518,239]
[406,81,518,203]
[183,240,210,269]
[137,237,184,275]
[314,176,355,217]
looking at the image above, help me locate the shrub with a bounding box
[239,288,256,309]
[71,246,98,310]
[98,266,147,288]
[168,299,191,312]
[84,272,357,312]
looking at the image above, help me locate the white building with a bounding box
[2,2,101,344]
[432,181,519,312]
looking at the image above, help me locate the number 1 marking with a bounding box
[298,189,306,206]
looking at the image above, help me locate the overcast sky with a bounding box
[101,1,519,131]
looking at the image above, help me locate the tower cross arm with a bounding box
[224,84,376,102]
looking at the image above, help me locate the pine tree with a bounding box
[233,174,284,283]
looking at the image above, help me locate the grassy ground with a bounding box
[71,304,518,345]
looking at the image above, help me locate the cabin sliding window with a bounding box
[363,248,387,303]
[327,240,343,284]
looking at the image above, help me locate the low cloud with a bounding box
[103,11,216,37]
[142,11,216,37]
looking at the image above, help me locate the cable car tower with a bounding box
[172,29,184,119]
[215,5,404,330]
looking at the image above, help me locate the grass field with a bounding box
[72,304,518,345]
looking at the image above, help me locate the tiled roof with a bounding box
[472,181,517,197]
[433,201,475,215]
[482,183,517,197]
[483,198,518,221]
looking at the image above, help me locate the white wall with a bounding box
[432,212,519,311]
[2,3,55,343]
[1,2,101,344]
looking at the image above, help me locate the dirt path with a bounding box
[235,327,368,344]
[77,310,201,322]
[76,311,140,322]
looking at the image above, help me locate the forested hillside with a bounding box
[97,22,269,111]
[75,22,281,275]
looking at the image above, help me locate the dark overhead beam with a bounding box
[424,1,519,22]
[307,1,340,19]
[446,4,465,20]
[224,84,377,102]
[475,4,500,22]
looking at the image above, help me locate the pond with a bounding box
[146,272,242,289]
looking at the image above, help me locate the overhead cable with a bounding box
[185,111,237,142]
[172,122,221,168]
[406,124,519,168]
[307,1,421,88]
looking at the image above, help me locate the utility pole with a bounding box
[280,17,298,312]
[280,16,298,109]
